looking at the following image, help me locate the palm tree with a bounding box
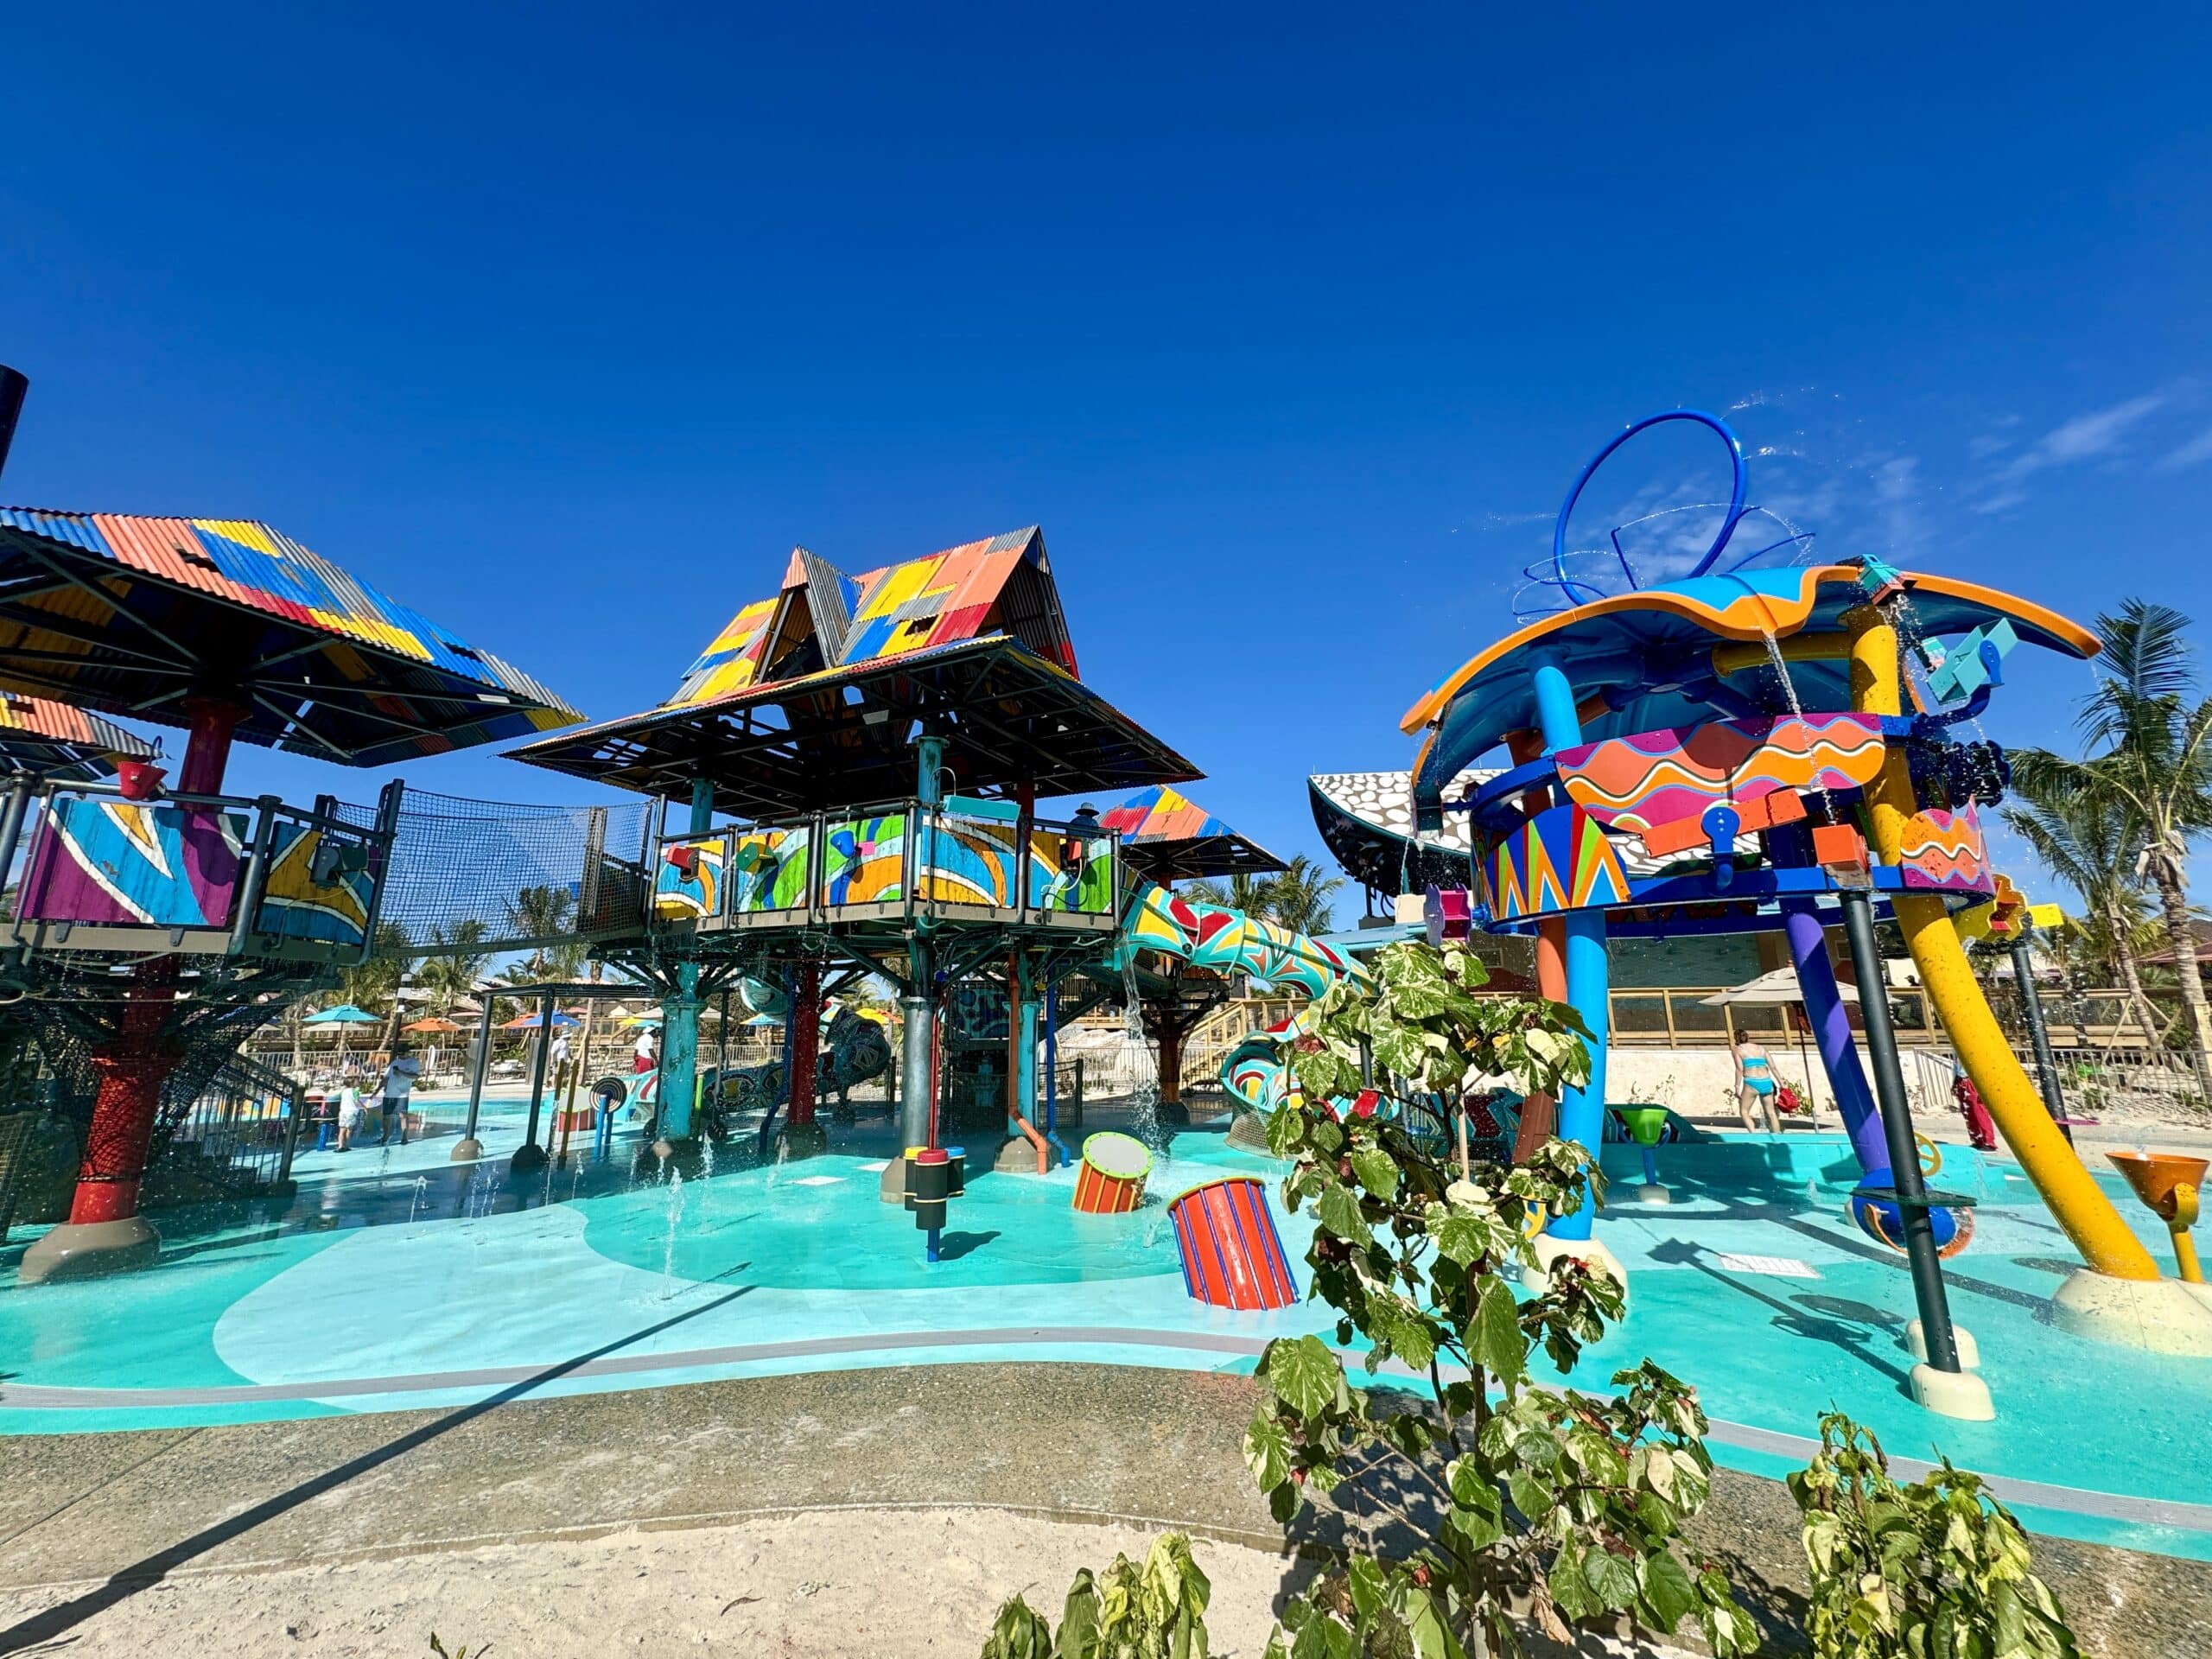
[2014,600,2212,1092]
[1184,872,1276,913]
[2001,766,2164,1040]
[416,918,493,1015]
[503,883,584,981]
[1259,855,1343,937]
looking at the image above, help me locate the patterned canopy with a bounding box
[0,692,154,783]
[0,510,581,766]
[1098,785,1285,883]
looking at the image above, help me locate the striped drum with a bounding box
[1169,1176,1299,1310]
[1072,1131,1151,1213]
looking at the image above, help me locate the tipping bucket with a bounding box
[1169,1175,1298,1310]
[1072,1131,1151,1213]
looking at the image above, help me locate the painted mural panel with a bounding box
[654,836,726,922]
[252,820,377,949]
[817,814,906,907]
[18,796,247,930]
[732,823,815,914]
[1553,714,1885,841]
[1480,801,1631,923]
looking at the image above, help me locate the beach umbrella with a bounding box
[1700,969,1853,1107]
[501,1010,583,1030]
[618,1012,663,1028]
[403,1017,461,1033]
[304,1004,381,1024]
[304,1003,380,1071]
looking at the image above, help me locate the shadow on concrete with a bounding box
[0,1284,759,1656]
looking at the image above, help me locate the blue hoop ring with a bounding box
[1549,410,1750,606]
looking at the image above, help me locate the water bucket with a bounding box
[117,760,165,800]
[1168,1175,1298,1310]
[1072,1130,1150,1213]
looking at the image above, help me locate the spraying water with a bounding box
[1116,956,1162,1151]
[408,1176,428,1225]
[659,1167,686,1300]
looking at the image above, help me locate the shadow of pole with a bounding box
[0,1283,759,1656]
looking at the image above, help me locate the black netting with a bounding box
[372,789,654,956]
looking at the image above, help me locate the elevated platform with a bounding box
[652,798,1124,948]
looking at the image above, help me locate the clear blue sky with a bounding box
[6,4,2211,907]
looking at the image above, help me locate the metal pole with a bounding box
[454,998,494,1160]
[2012,934,2071,1144]
[513,991,553,1171]
[1840,888,1963,1373]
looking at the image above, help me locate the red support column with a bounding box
[786,960,822,1128]
[22,698,244,1279]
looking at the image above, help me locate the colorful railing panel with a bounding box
[252,818,378,950]
[818,813,908,907]
[19,797,249,931]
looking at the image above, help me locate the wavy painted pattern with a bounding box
[20,797,246,929]
[1897,804,1993,894]
[1554,714,1885,836]
[734,825,816,913]
[653,836,725,922]
[818,815,905,907]
[1482,803,1630,922]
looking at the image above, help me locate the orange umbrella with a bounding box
[404,1017,462,1033]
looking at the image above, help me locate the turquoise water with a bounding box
[4,1108,2209,1560]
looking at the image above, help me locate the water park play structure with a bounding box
[1313,409,2212,1411]
[4,377,2212,1564]
[0,359,1359,1289]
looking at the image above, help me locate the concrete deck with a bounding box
[0,1363,2202,1657]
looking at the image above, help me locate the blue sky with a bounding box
[4,4,2211,912]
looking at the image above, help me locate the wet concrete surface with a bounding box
[0,1363,2201,1657]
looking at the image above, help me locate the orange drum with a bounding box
[1169,1176,1298,1310]
[1072,1131,1151,1213]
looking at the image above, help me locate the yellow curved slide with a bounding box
[1847,608,2160,1281]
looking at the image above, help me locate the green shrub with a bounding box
[1789,1412,2079,1659]
[1247,940,1755,1658]
[978,1532,1212,1659]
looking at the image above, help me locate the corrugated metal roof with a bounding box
[662,525,1077,710]
[0,508,582,767]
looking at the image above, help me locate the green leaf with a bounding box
[1637,1550,1699,1632]
[1315,1185,1374,1248]
[1244,1413,1292,1491]
[1345,1555,1388,1619]
[1581,1548,1637,1613]
[1264,1335,1342,1421]
[1468,1274,1526,1386]
[1349,1146,1401,1202]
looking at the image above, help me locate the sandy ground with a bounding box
[0,1509,1301,1658]
[0,1506,1705,1659]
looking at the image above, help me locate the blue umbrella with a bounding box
[303,1004,380,1025]
[501,1010,584,1030]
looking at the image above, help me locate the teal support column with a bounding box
[658,778,715,1144]
[917,733,947,805]
[1530,656,1609,1241]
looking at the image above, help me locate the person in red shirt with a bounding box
[1951,1060,1998,1151]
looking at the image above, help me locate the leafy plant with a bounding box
[1789,1413,2078,1659]
[978,1532,1211,1659]
[1245,939,1755,1657]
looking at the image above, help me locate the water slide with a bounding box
[1116,882,1370,1111]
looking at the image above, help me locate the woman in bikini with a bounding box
[1732,1037,1782,1134]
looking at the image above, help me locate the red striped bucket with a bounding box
[1168,1176,1299,1310]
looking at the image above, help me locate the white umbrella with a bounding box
[1700,969,1855,1112]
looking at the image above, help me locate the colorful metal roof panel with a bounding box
[0,510,582,766]
[0,693,155,782]
[1100,785,1286,882]
[664,526,1077,710]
